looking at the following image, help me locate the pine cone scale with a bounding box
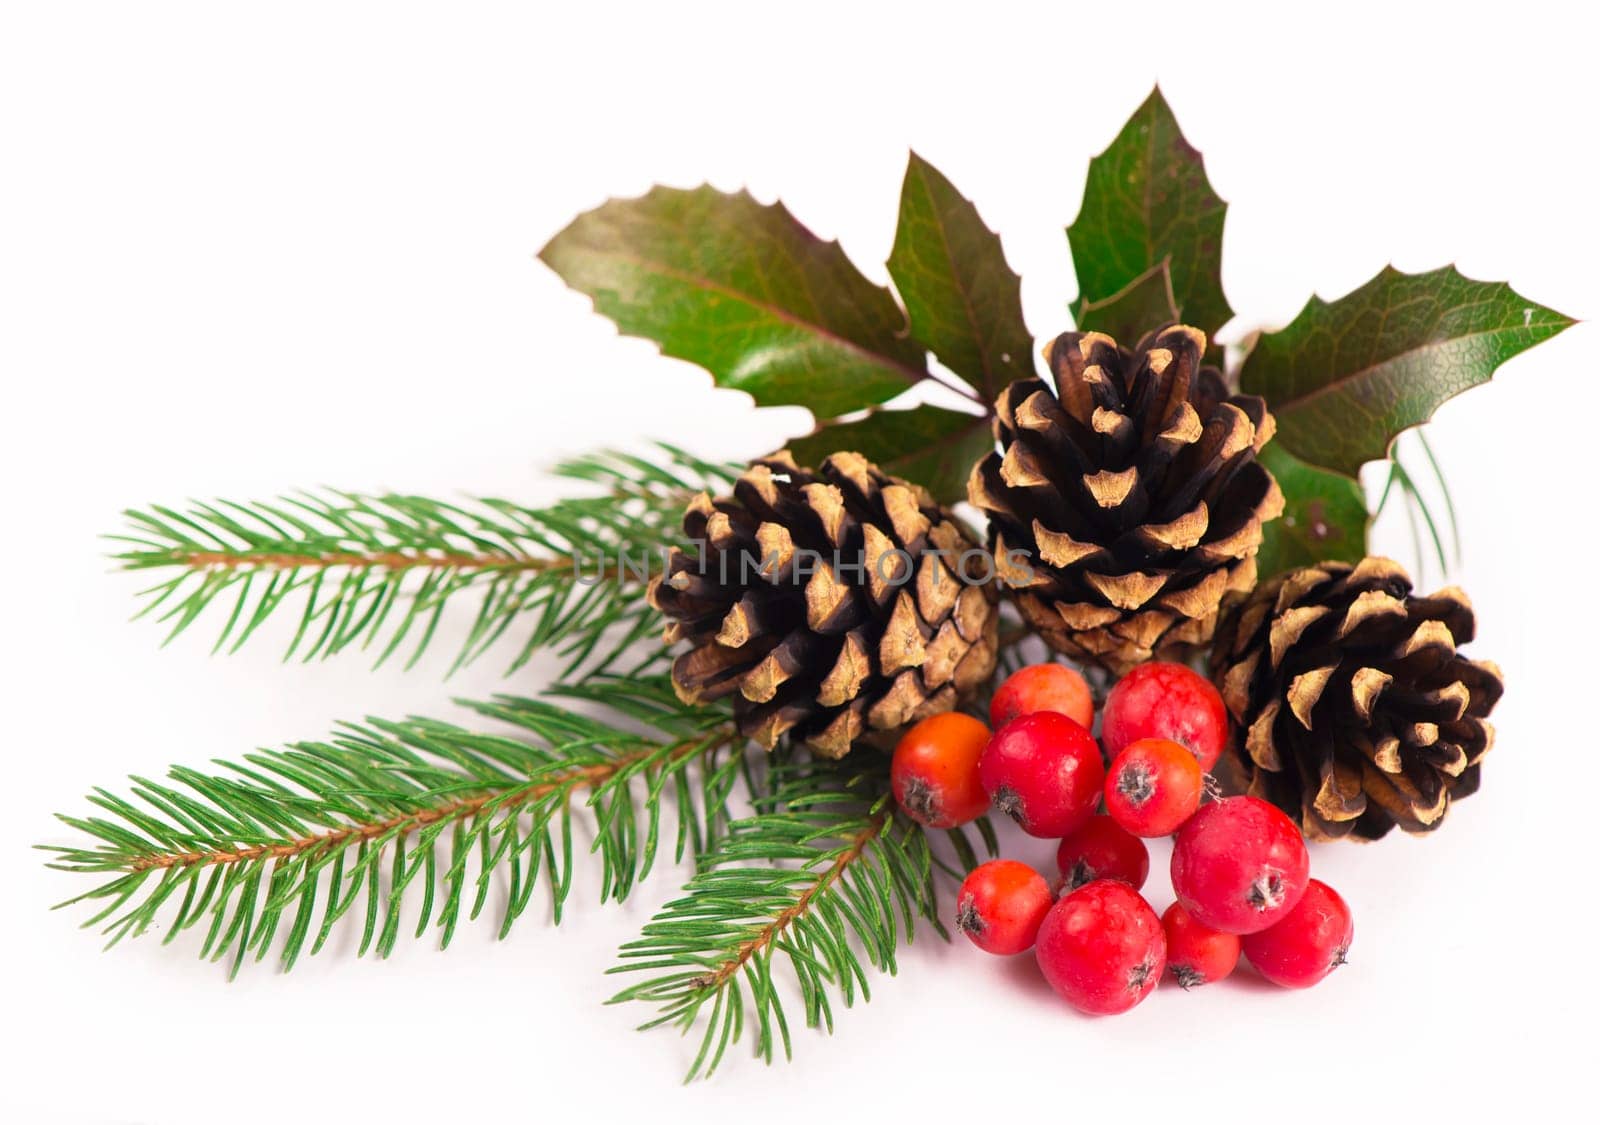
[651,451,999,757]
[1212,556,1503,841]
[970,324,1282,673]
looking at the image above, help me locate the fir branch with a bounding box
[1374,430,1458,582]
[609,761,979,1081]
[111,445,738,678]
[1391,456,1445,579]
[43,676,745,975]
[1413,429,1462,564]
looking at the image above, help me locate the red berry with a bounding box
[1104,737,1203,837]
[1170,796,1311,934]
[955,860,1054,955]
[978,711,1105,838]
[1241,879,1354,988]
[1102,661,1228,770]
[1035,880,1166,1015]
[1160,902,1241,989]
[1055,815,1149,892]
[989,662,1094,731]
[890,713,991,829]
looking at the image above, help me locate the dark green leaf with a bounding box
[1255,444,1370,579]
[888,153,1034,401]
[1074,258,1180,345]
[1241,265,1575,476]
[1067,88,1231,341]
[783,405,992,505]
[540,186,927,418]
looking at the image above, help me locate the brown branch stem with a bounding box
[163,549,625,582]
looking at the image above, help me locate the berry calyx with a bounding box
[1170,796,1310,934]
[1160,901,1240,989]
[1241,879,1354,988]
[978,711,1105,838]
[1104,737,1204,837]
[1102,661,1228,770]
[1055,815,1149,892]
[890,712,991,829]
[1035,880,1166,1015]
[989,662,1094,731]
[955,860,1054,955]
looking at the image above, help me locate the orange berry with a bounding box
[989,662,1094,730]
[1104,737,1203,837]
[890,712,991,828]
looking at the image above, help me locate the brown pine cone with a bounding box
[1211,556,1503,841]
[649,451,999,757]
[968,325,1283,674]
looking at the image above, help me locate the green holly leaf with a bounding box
[1241,265,1575,477]
[1068,88,1231,343]
[783,405,992,505]
[539,186,927,419]
[1074,258,1180,346]
[889,153,1034,402]
[1255,444,1370,580]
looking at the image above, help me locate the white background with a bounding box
[3,3,1596,1121]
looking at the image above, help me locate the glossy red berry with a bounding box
[890,712,991,829]
[1102,661,1228,770]
[1104,737,1203,837]
[1161,901,1241,989]
[989,662,1094,731]
[1242,879,1354,988]
[955,860,1054,955]
[978,711,1104,838]
[1055,815,1149,892]
[1171,796,1311,934]
[1035,880,1166,1015]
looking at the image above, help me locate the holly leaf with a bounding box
[1254,444,1370,580]
[783,405,992,505]
[1241,265,1575,477]
[1074,258,1180,345]
[539,186,927,419]
[1067,88,1231,342]
[888,153,1034,402]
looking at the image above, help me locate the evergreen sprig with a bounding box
[609,760,985,1081]
[1375,429,1461,582]
[44,676,745,976]
[111,445,737,677]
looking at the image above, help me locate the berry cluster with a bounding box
[891,661,1355,1015]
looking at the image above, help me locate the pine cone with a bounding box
[650,451,1000,758]
[1211,556,1503,841]
[968,325,1283,674]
